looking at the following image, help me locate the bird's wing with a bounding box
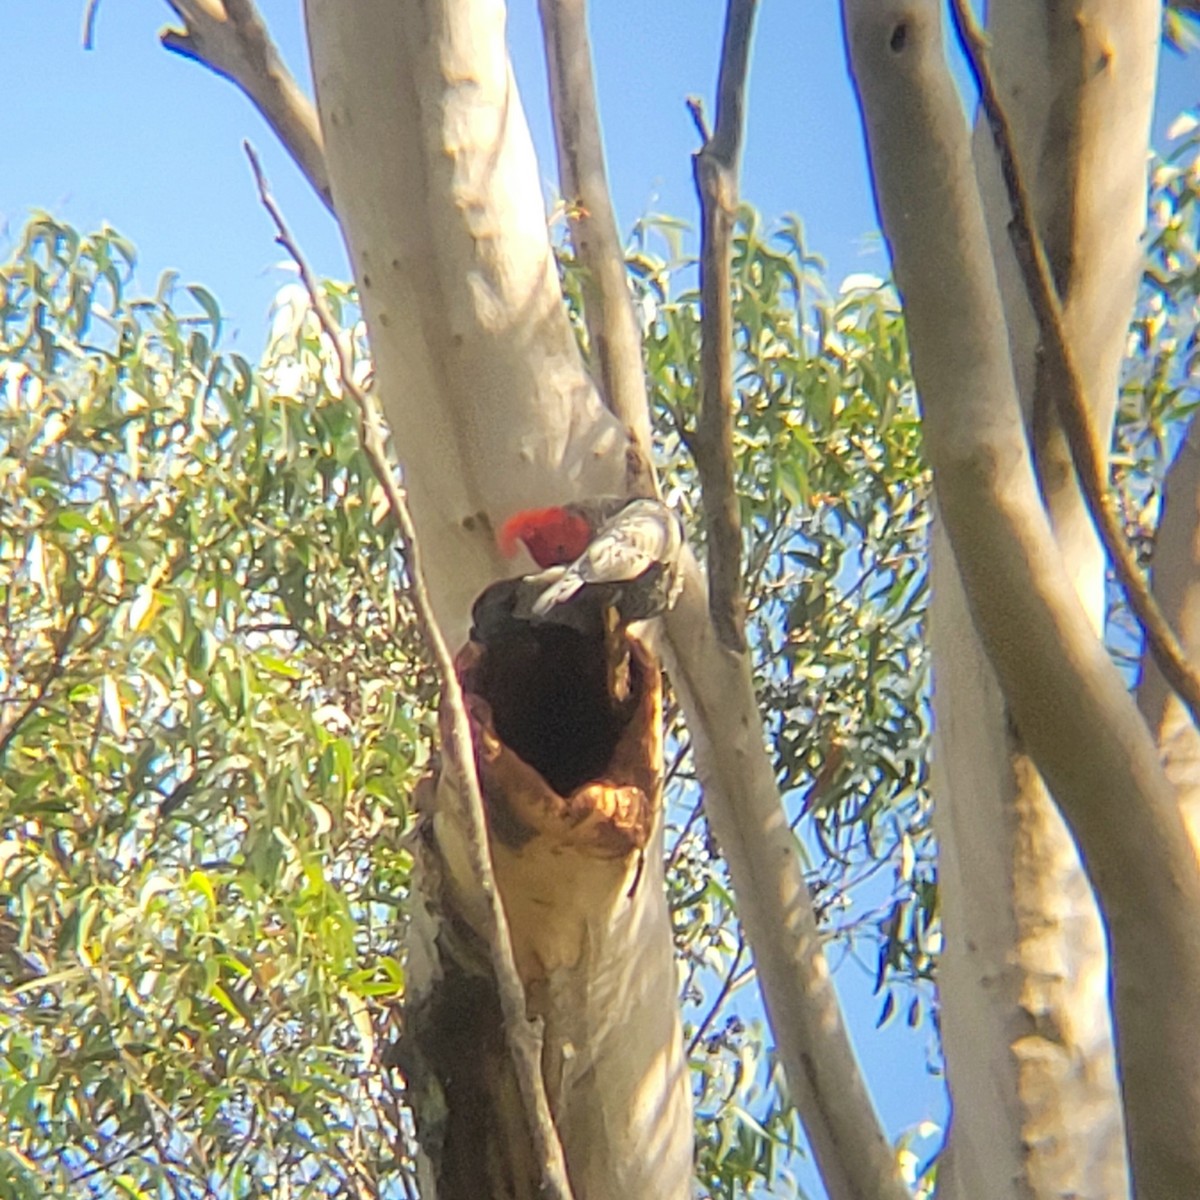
[572,499,681,584]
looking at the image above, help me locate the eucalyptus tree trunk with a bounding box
[844,3,1200,1199]
[932,6,1157,1197]
[163,0,1200,1196]
[301,2,693,1196]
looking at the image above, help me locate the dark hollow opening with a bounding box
[472,611,638,797]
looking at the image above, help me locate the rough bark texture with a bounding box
[931,5,1159,1197]
[690,0,758,652]
[303,3,693,1195]
[842,3,1200,1197]
[405,634,691,1200]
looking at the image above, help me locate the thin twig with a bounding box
[244,142,575,1200]
[81,0,103,49]
[537,0,656,497]
[162,0,332,211]
[692,0,758,652]
[949,0,1200,732]
[687,933,747,1057]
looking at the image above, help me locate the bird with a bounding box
[497,496,685,627]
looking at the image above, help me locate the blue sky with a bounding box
[5,5,1194,339]
[4,4,1197,1194]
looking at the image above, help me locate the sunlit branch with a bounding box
[691,0,758,651]
[161,0,333,211]
[537,0,656,496]
[949,0,1200,733]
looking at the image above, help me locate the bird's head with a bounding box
[498,505,593,568]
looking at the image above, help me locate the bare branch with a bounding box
[686,932,747,1057]
[82,0,103,49]
[537,0,656,497]
[245,143,575,1200]
[530,3,911,1187]
[0,612,80,763]
[162,1,332,211]
[691,0,758,652]
[949,0,1200,733]
[664,567,912,1200]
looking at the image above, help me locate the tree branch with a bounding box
[589,7,912,1193]
[663,567,912,1200]
[842,3,1200,1191]
[949,0,1200,733]
[245,143,575,1200]
[537,0,656,497]
[162,0,332,211]
[691,0,757,652]
[1138,417,1200,860]
[298,3,905,1193]
[1141,418,1200,722]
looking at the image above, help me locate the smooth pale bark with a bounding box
[304,0,628,648]
[931,5,1158,1197]
[664,561,911,1200]
[303,5,912,1199]
[1140,423,1200,861]
[537,0,655,493]
[302,3,691,1196]
[843,3,1200,1197]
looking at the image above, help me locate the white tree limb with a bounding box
[664,565,911,1200]
[842,3,1200,1193]
[301,3,692,1196]
[1140,418,1200,859]
[161,0,332,210]
[951,0,1200,732]
[245,142,575,1199]
[537,0,656,496]
[931,4,1157,1195]
[535,0,910,1189]
[304,0,628,648]
[690,0,758,652]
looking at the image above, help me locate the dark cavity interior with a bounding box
[473,619,636,797]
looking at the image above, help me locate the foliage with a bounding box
[623,212,936,1197]
[0,217,432,1198]
[4,109,1196,1195]
[0,208,933,1199]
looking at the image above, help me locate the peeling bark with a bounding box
[405,632,691,1200]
